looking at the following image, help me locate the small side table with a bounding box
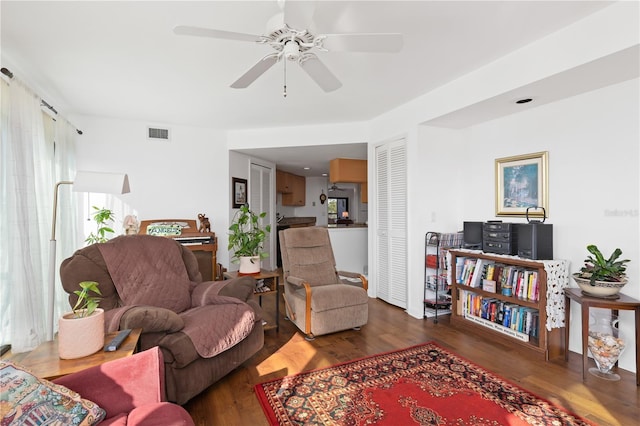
[224,270,280,331]
[2,328,142,380]
[564,288,640,385]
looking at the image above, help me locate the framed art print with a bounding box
[495,151,548,217]
[232,177,247,208]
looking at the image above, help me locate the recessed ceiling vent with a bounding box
[147,126,170,141]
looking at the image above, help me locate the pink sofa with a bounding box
[53,347,194,425]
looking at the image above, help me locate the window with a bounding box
[327,197,349,222]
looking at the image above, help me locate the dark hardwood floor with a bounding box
[184,296,638,425]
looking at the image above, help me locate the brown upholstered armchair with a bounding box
[279,226,369,340]
[60,235,264,405]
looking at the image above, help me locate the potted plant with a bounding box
[85,206,116,245]
[228,204,271,274]
[572,244,630,298]
[58,281,105,359]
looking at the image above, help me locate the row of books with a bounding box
[455,257,540,301]
[461,291,540,338]
[427,231,463,248]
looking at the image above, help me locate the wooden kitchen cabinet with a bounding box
[276,169,292,193]
[329,158,367,183]
[361,182,368,203]
[282,173,305,206]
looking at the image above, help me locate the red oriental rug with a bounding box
[254,342,592,425]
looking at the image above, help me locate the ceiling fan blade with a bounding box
[173,25,261,43]
[282,0,316,30]
[319,33,403,52]
[230,54,280,89]
[299,54,342,92]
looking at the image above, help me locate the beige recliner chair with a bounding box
[279,226,369,340]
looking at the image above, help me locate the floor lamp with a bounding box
[47,171,130,340]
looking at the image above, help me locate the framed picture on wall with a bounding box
[495,151,548,217]
[232,177,247,208]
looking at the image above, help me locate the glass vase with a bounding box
[587,313,626,381]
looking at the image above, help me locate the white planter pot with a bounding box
[239,256,261,274]
[572,273,628,298]
[58,308,105,359]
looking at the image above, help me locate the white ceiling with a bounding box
[1,1,618,176]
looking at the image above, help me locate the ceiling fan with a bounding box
[173,0,403,94]
[328,183,347,192]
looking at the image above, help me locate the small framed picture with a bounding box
[495,151,548,217]
[232,177,247,208]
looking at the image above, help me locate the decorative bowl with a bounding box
[572,273,627,298]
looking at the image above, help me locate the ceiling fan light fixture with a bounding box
[284,40,301,60]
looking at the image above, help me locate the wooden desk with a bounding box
[139,219,218,280]
[224,270,280,332]
[564,288,640,385]
[2,329,141,380]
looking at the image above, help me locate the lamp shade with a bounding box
[72,171,130,194]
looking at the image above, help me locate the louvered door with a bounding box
[375,139,407,308]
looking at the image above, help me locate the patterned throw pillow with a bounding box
[0,360,106,425]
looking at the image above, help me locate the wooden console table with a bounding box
[224,270,280,332]
[564,288,640,385]
[2,329,141,380]
[139,219,218,280]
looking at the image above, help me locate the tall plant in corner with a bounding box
[86,206,115,245]
[228,204,271,274]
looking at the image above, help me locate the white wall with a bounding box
[411,78,639,372]
[72,115,232,265]
[487,79,638,372]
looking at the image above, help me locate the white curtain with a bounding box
[54,117,80,322]
[0,77,54,352]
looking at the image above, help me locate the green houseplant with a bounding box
[572,244,630,298]
[85,206,116,245]
[58,281,105,359]
[70,281,102,318]
[228,204,271,274]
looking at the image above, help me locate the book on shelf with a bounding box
[464,313,530,342]
[460,291,539,339]
[460,258,478,286]
[455,257,466,283]
[469,259,484,288]
[426,254,438,269]
[482,279,497,293]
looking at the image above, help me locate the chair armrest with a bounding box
[53,347,166,418]
[284,276,308,287]
[116,306,184,333]
[191,276,255,306]
[338,271,368,290]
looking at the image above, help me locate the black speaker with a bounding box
[516,223,553,260]
[463,221,483,249]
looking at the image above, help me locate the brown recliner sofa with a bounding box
[60,234,264,405]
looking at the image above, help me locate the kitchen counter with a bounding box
[327,226,368,275]
[277,216,316,227]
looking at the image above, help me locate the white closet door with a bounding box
[250,162,275,271]
[375,139,407,308]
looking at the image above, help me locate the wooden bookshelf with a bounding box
[449,249,565,361]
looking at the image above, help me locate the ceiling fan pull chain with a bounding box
[283,58,287,98]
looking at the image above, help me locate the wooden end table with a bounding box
[564,288,640,385]
[224,269,280,331]
[2,328,141,380]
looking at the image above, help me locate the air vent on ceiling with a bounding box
[147,126,170,141]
